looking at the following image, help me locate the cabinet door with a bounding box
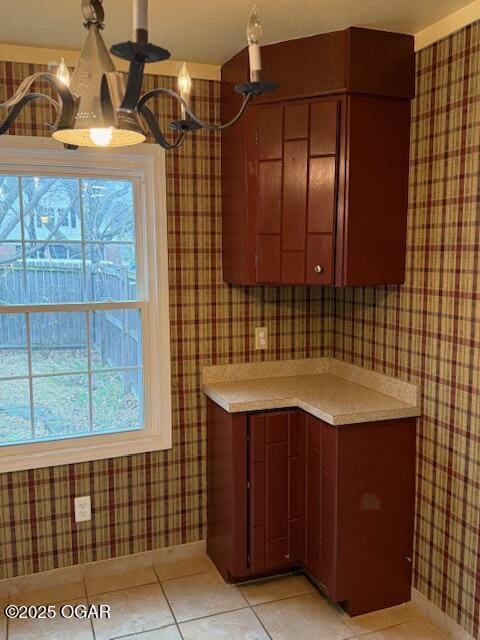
[248,411,306,573]
[207,400,249,580]
[255,98,340,285]
[305,415,338,595]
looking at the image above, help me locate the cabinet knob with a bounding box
[314,265,323,274]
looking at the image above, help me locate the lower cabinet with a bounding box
[206,399,416,616]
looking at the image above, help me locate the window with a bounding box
[0,137,171,472]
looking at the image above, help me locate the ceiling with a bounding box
[0,0,474,64]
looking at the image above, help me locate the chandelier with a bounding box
[0,0,277,150]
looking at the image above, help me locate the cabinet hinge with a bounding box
[255,252,258,267]
[255,128,259,145]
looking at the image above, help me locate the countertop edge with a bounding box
[202,385,420,426]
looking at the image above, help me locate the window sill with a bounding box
[0,428,173,472]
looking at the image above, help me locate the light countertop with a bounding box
[202,358,420,426]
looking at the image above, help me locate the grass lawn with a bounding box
[0,350,142,444]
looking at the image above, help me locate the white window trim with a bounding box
[0,136,172,472]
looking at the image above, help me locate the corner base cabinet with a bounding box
[207,399,416,616]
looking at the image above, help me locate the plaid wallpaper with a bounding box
[1,21,480,638]
[333,23,480,638]
[0,63,332,579]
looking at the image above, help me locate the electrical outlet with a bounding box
[255,326,268,350]
[74,496,91,523]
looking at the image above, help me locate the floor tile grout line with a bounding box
[157,568,217,584]
[86,579,159,600]
[178,605,258,625]
[354,617,430,637]
[153,561,253,625]
[108,621,181,640]
[153,563,183,629]
[173,604,252,626]
[247,597,361,640]
[243,588,320,608]
[85,564,216,599]
[247,603,274,640]
[176,622,186,640]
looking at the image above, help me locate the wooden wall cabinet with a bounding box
[221,27,414,286]
[207,399,416,616]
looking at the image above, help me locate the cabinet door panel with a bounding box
[267,537,289,568]
[307,444,322,549]
[251,526,266,572]
[251,462,266,529]
[282,140,308,251]
[266,412,289,442]
[306,438,322,580]
[306,235,334,285]
[308,156,336,233]
[267,441,289,541]
[290,456,306,520]
[249,411,305,574]
[258,107,283,160]
[258,162,282,234]
[285,103,309,140]
[321,468,336,590]
[281,251,305,284]
[289,518,305,566]
[310,100,338,156]
[257,235,281,283]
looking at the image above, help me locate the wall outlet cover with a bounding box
[74,496,92,523]
[255,326,268,350]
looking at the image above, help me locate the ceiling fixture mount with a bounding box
[0,0,278,150]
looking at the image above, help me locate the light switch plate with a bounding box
[255,326,268,350]
[74,496,91,523]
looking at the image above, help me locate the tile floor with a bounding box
[0,555,455,640]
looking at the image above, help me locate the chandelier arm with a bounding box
[138,103,186,150]
[137,88,254,132]
[0,93,52,135]
[0,72,76,132]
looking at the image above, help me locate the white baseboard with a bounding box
[0,540,206,598]
[412,588,473,640]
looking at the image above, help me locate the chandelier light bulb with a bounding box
[247,6,263,81]
[247,6,263,45]
[56,57,71,87]
[178,62,192,119]
[89,127,114,147]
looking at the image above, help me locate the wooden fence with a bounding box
[0,261,142,400]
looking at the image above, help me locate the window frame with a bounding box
[0,136,172,472]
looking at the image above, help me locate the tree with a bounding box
[0,175,134,250]
[0,175,136,303]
